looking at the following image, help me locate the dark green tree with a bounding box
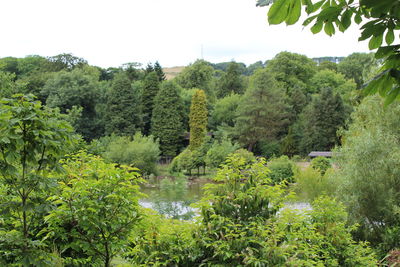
[105,72,142,136]
[235,68,289,151]
[154,61,166,81]
[189,89,208,150]
[216,61,245,98]
[142,71,161,135]
[300,88,347,153]
[151,81,184,157]
[42,68,102,140]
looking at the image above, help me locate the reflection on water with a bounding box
[140,177,210,220]
[140,177,311,220]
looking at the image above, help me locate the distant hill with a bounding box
[163,66,185,80]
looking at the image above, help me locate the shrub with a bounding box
[205,137,239,169]
[294,166,336,201]
[103,133,160,175]
[311,156,332,175]
[268,155,296,184]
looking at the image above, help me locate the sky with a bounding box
[0,0,370,68]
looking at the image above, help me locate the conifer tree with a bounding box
[235,68,289,151]
[142,71,160,135]
[151,81,184,157]
[189,89,208,150]
[105,72,142,136]
[300,88,347,153]
[154,61,166,81]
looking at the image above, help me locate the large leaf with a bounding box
[268,0,291,24]
[286,0,302,25]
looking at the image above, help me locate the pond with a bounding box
[140,176,312,220]
[140,176,211,220]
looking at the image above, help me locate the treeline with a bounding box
[0,52,378,164]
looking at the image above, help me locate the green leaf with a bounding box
[324,22,335,36]
[286,0,302,25]
[375,45,400,59]
[340,9,352,30]
[385,29,395,45]
[368,35,383,50]
[303,15,318,26]
[311,21,323,34]
[354,12,362,24]
[384,86,400,107]
[268,0,291,24]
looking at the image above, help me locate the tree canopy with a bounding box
[260,0,400,105]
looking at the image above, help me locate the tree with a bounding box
[141,71,160,135]
[337,53,378,88]
[333,96,400,254]
[154,61,166,81]
[103,133,160,176]
[43,68,102,140]
[176,60,215,97]
[266,51,317,95]
[105,72,142,136]
[235,68,288,151]
[0,95,76,264]
[46,152,142,267]
[300,88,347,153]
[209,93,242,130]
[216,61,245,98]
[151,81,185,157]
[310,69,357,101]
[45,53,87,72]
[260,0,400,105]
[189,89,208,150]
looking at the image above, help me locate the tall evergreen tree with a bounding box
[217,61,245,98]
[189,89,208,150]
[235,68,288,151]
[300,88,347,153]
[142,71,160,135]
[105,72,142,136]
[154,61,166,81]
[151,81,184,157]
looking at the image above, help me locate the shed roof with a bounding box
[308,151,333,158]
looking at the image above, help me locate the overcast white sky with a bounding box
[0,0,369,68]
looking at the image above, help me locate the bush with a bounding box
[311,156,331,175]
[294,166,336,201]
[205,137,239,169]
[103,133,160,175]
[268,155,296,184]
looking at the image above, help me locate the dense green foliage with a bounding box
[189,89,208,150]
[267,155,296,184]
[141,72,161,135]
[102,133,160,176]
[151,81,184,157]
[46,152,142,266]
[132,154,377,266]
[262,0,400,104]
[300,88,347,153]
[311,156,332,175]
[0,95,76,265]
[105,72,142,136]
[235,68,288,151]
[334,96,400,254]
